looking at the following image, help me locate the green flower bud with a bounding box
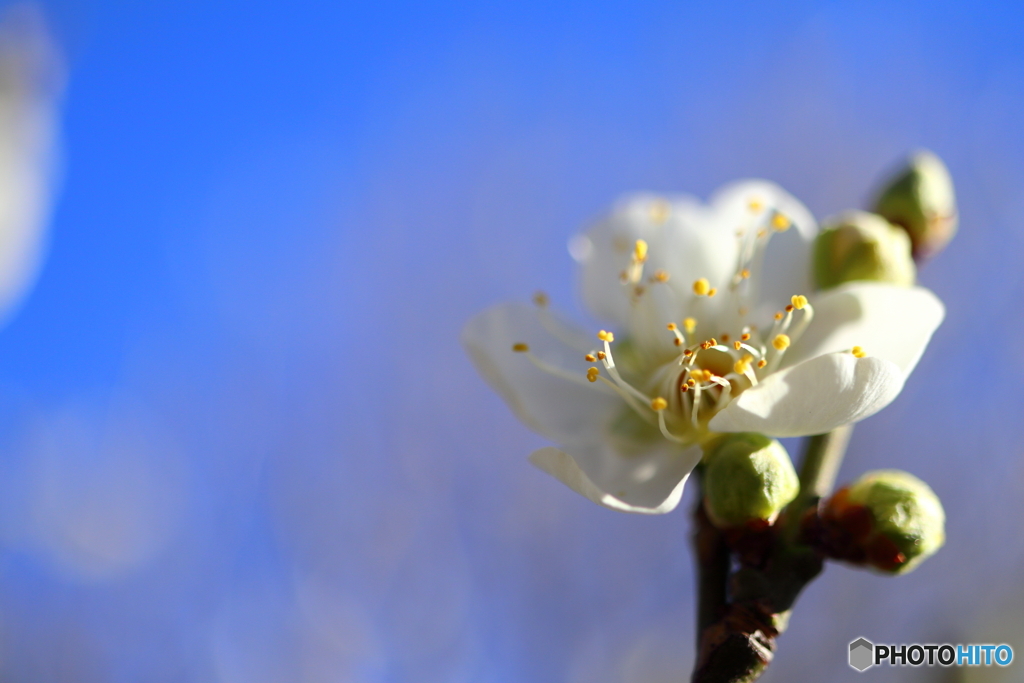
[872,150,958,260]
[703,433,799,528]
[813,211,916,290]
[836,470,945,574]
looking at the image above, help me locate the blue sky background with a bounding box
[0,1,1023,681]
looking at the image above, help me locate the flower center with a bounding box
[578,208,818,444]
[510,195,868,448]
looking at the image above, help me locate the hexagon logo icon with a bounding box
[849,637,874,671]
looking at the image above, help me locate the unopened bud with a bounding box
[703,433,799,528]
[822,470,945,574]
[872,150,957,260]
[813,211,915,290]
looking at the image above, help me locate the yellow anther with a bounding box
[512,343,530,353]
[772,213,791,231]
[683,349,693,356]
[740,268,751,279]
[757,359,768,368]
[733,340,742,350]
[649,200,670,224]
[748,199,763,213]
[701,369,714,382]
[652,269,670,282]
[773,334,791,351]
[684,317,697,334]
[687,378,696,387]
[634,239,649,262]
[596,351,607,360]
[597,330,615,342]
[666,322,677,331]
[707,288,717,297]
[852,346,866,358]
[741,333,751,341]
[674,338,683,346]
[584,354,596,362]
[791,294,808,310]
[785,304,794,312]
[681,384,690,393]
[650,397,668,411]
[774,312,784,321]
[708,338,718,347]
[693,278,711,296]
[586,367,600,382]
[734,357,752,374]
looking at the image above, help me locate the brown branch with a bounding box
[691,427,853,683]
[692,486,729,643]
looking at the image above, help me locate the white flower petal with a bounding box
[464,302,705,514]
[577,193,738,329]
[708,180,818,317]
[708,352,905,437]
[462,302,620,444]
[529,442,703,514]
[786,283,945,376]
[576,182,818,347]
[708,180,817,241]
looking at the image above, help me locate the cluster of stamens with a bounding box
[510,197,868,446]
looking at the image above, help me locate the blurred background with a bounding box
[0,0,1021,681]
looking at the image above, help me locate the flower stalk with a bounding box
[784,424,852,539]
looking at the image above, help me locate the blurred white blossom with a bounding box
[0,4,61,323]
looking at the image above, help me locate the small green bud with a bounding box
[813,211,916,290]
[872,150,958,260]
[834,470,945,574]
[703,433,799,528]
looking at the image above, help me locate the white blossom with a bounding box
[463,181,944,514]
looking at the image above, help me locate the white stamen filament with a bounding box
[690,383,703,427]
[534,297,592,353]
[668,325,686,347]
[762,301,812,374]
[788,302,814,343]
[657,410,688,444]
[736,342,763,359]
[713,378,732,410]
[523,351,616,392]
[595,375,656,424]
[600,339,650,403]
